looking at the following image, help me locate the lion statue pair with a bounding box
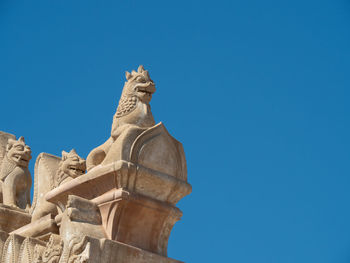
[0,132,86,221]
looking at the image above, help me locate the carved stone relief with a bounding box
[1,234,26,263]
[17,237,45,263]
[41,235,63,263]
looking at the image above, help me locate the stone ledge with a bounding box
[100,238,184,263]
[46,160,192,208]
[0,205,31,233]
[11,214,58,241]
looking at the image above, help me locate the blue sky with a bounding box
[1,0,350,262]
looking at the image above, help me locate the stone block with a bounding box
[0,205,31,233]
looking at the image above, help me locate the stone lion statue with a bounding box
[86,65,156,171]
[0,134,32,211]
[31,149,86,221]
[54,149,86,187]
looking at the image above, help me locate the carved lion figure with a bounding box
[55,149,86,187]
[0,136,32,210]
[86,65,156,171]
[31,149,86,221]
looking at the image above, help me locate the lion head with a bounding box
[6,136,32,168]
[55,149,86,187]
[123,65,156,104]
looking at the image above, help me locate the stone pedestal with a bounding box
[46,174,187,258]
[46,159,190,257]
[94,189,182,256]
[46,122,191,262]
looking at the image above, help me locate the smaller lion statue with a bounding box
[55,149,86,187]
[31,149,86,221]
[0,136,32,210]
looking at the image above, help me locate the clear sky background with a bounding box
[1,1,350,262]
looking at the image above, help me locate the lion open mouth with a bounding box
[13,154,30,164]
[136,82,155,95]
[139,90,152,96]
[138,90,153,99]
[68,166,85,175]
